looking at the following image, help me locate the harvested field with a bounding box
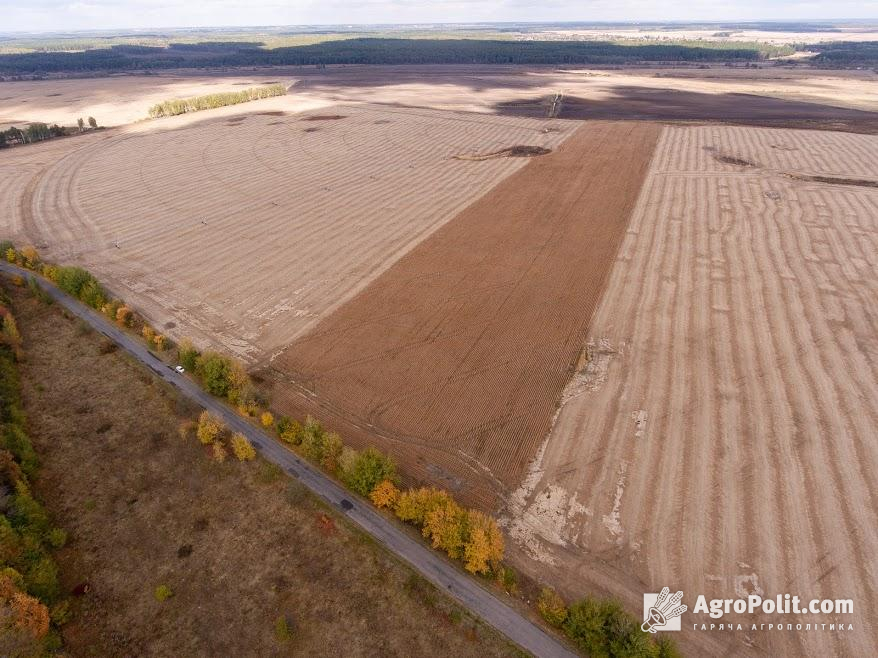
[268,121,661,509]
[504,125,878,657]
[10,103,567,358]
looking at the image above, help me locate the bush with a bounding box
[154,584,173,602]
[196,411,224,445]
[260,411,274,428]
[231,433,256,461]
[276,417,302,445]
[195,352,233,397]
[212,441,228,463]
[274,615,293,642]
[46,528,66,550]
[369,479,399,509]
[115,305,132,327]
[177,339,199,372]
[538,587,568,627]
[340,447,398,497]
[141,325,155,342]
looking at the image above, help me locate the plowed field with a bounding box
[269,121,661,507]
[505,125,878,657]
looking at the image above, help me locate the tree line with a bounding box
[147,83,287,118]
[0,37,775,75]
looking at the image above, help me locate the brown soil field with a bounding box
[267,121,661,509]
[503,125,878,657]
[7,282,520,658]
[5,102,567,359]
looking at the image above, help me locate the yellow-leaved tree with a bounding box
[196,411,224,445]
[231,433,256,461]
[463,510,504,574]
[370,479,400,509]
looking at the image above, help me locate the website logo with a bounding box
[642,587,687,632]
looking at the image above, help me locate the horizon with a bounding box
[5,1,878,35]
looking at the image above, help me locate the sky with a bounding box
[3,0,878,33]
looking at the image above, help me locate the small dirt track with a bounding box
[271,121,662,508]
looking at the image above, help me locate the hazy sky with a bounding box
[4,0,878,33]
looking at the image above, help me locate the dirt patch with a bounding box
[303,126,321,133]
[258,110,286,116]
[8,284,518,658]
[714,153,758,167]
[453,145,552,161]
[269,121,662,509]
[302,114,348,121]
[783,172,878,188]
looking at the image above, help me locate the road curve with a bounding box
[0,261,578,658]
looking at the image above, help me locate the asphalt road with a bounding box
[1,261,578,658]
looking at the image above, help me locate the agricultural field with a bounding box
[504,125,878,657]
[1,63,877,657]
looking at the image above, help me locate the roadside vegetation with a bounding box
[1,246,680,656]
[0,278,520,656]
[0,287,69,654]
[147,84,287,118]
[538,587,681,657]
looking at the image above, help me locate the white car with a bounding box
[174,365,185,374]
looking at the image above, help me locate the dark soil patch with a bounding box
[783,173,878,188]
[453,145,551,161]
[303,114,347,121]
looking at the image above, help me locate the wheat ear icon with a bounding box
[641,587,687,633]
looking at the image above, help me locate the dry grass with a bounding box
[8,284,521,658]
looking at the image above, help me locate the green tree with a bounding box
[340,447,398,497]
[195,352,232,396]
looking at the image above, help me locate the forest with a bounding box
[0,37,774,74]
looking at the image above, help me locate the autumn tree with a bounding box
[394,487,452,526]
[142,325,155,342]
[463,510,504,574]
[276,417,302,445]
[422,497,467,559]
[19,246,38,268]
[196,410,224,445]
[11,591,49,639]
[115,305,132,327]
[260,411,274,428]
[5,247,16,263]
[231,433,256,461]
[153,334,166,351]
[320,431,343,472]
[369,479,399,509]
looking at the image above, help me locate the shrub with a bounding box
[274,615,293,643]
[177,338,199,371]
[212,441,228,463]
[341,447,398,497]
[277,417,302,445]
[260,411,274,428]
[320,431,343,472]
[154,584,173,602]
[115,305,132,327]
[370,479,399,509]
[231,433,256,461]
[141,325,155,342]
[11,591,50,638]
[300,416,325,461]
[196,411,224,445]
[563,597,655,657]
[153,334,167,351]
[23,556,59,602]
[538,587,568,627]
[5,247,16,263]
[46,528,67,549]
[19,246,38,269]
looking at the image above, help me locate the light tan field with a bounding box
[503,125,878,657]
[540,27,878,46]
[5,99,568,358]
[0,73,313,129]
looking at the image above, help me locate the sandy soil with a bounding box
[0,73,309,129]
[4,100,567,359]
[267,121,660,509]
[503,125,878,657]
[291,65,878,116]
